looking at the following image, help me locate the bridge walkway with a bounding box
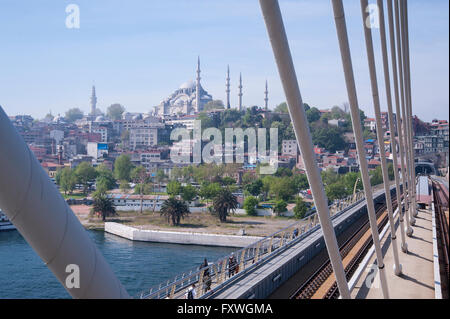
[210,187,390,299]
[351,207,435,298]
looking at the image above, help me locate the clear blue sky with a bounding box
[0,0,448,122]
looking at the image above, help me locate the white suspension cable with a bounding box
[331,0,389,299]
[361,0,402,276]
[259,0,351,299]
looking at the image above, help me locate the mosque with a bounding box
[156,57,213,116]
[87,57,269,118]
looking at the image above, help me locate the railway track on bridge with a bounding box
[432,180,449,298]
[291,199,397,299]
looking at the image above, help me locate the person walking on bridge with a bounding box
[228,253,237,278]
[186,284,196,299]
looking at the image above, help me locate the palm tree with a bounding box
[160,197,190,226]
[212,188,238,222]
[93,192,117,221]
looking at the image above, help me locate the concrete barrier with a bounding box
[104,222,263,248]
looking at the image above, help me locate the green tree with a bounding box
[273,199,287,215]
[134,183,152,195]
[181,184,197,202]
[325,182,347,201]
[160,198,190,226]
[312,127,346,152]
[242,106,263,127]
[197,112,216,131]
[292,174,309,191]
[199,182,221,203]
[387,162,395,181]
[245,179,263,196]
[181,166,195,182]
[370,166,384,186]
[342,172,363,195]
[95,164,116,192]
[293,196,308,219]
[221,176,236,186]
[242,172,257,186]
[203,100,225,111]
[212,188,238,222]
[106,103,125,120]
[269,177,296,201]
[306,107,321,123]
[243,196,259,216]
[92,192,117,221]
[331,106,346,119]
[65,108,84,122]
[261,175,275,200]
[75,162,97,194]
[167,180,182,197]
[321,168,340,186]
[274,102,288,113]
[274,167,293,177]
[119,180,131,193]
[114,154,133,181]
[59,167,77,195]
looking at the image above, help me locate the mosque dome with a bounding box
[95,115,107,122]
[179,80,196,90]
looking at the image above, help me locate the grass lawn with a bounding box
[97,210,298,237]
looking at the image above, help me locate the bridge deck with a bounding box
[212,187,389,299]
[351,207,436,299]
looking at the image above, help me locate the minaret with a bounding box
[238,72,243,111]
[196,56,201,112]
[264,80,269,110]
[226,65,231,109]
[90,85,97,116]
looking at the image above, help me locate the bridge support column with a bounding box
[259,0,351,299]
[0,106,130,299]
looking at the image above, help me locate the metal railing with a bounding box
[137,187,373,299]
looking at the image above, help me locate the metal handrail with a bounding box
[137,187,372,299]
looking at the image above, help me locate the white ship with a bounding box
[0,209,16,231]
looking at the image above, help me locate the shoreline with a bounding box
[104,222,263,248]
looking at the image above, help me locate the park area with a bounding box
[70,205,298,237]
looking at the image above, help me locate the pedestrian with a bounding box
[228,253,237,277]
[203,271,212,292]
[200,258,209,275]
[293,228,299,238]
[186,284,196,299]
